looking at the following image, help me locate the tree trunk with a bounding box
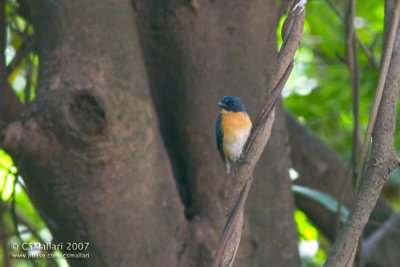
[3,0,400,266]
[5,1,185,266]
[136,0,300,266]
[2,0,301,266]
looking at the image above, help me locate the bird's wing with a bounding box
[216,113,225,161]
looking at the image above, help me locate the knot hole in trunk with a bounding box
[67,92,106,137]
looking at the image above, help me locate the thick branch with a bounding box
[324,4,400,266]
[2,120,54,160]
[135,0,296,265]
[10,2,186,266]
[286,114,393,241]
[362,213,400,267]
[212,1,307,266]
[239,0,306,187]
[356,0,400,190]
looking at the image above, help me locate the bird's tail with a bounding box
[226,159,238,179]
[225,160,231,174]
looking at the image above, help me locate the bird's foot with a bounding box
[238,156,249,165]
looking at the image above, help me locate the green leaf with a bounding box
[292,185,350,223]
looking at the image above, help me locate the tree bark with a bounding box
[324,0,400,263]
[135,0,300,266]
[3,1,185,266]
[247,104,300,266]
[0,0,302,266]
[2,0,400,266]
[286,113,393,241]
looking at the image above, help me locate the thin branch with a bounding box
[323,1,400,265]
[345,0,362,264]
[0,226,39,240]
[334,166,352,239]
[11,173,23,241]
[0,2,25,124]
[0,210,11,267]
[325,0,379,69]
[6,41,32,74]
[0,167,43,267]
[211,1,307,266]
[0,163,11,267]
[345,0,361,183]
[286,113,395,242]
[6,24,32,76]
[0,0,7,123]
[3,201,60,267]
[3,201,46,241]
[211,177,253,267]
[278,0,293,19]
[356,0,400,192]
[24,56,32,103]
[362,213,400,266]
[366,218,400,235]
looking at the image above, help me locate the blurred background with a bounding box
[0,0,398,266]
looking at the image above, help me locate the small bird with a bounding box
[216,96,252,174]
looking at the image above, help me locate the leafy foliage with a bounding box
[292,185,349,223]
[284,0,399,209]
[284,0,383,158]
[283,0,399,265]
[0,1,67,266]
[295,209,328,267]
[0,0,398,266]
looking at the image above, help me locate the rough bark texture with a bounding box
[4,1,185,266]
[286,114,393,241]
[135,1,300,266]
[324,0,400,264]
[1,0,400,266]
[0,0,302,266]
[248,104,300,266]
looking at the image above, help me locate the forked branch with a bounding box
[211,1,307,266]
[324,1,400,266]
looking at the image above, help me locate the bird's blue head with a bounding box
[217,96,246,112]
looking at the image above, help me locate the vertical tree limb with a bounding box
[345,0,361,182]
[324,2,400,265]
[356,0,400,190]
[345,0,362,264]
[326,0,379,69]
[2,1,186,266]
[211,1,307,266]
[286,113,394,242]
[0,0,6,122]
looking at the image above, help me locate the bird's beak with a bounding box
[218,101,227,109]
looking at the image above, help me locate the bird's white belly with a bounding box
[224,128,251,161]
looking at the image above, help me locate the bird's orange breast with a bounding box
[221,111,252,136]
[221,110,252,159]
